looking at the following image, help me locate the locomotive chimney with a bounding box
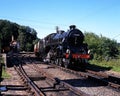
[56,26,59,33]
[69,25,76,30]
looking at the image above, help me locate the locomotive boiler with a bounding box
[34,25,90,69]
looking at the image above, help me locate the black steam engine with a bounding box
[34,25,90,69]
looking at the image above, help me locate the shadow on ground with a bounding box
[62,78,108,87]
[87,63,112,72]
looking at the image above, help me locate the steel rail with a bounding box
[32,64,90,96]
[14,64,45,96]
[86,69,120,90]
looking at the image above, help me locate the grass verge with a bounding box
[2,65,11,78]
[89,59,120,72]
[0,57,10,78]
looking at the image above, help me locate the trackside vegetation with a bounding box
[89,59,120,72]
[0,57,10,78]
[84,32,120,72]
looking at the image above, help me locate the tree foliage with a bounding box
[84,32,119,60]
[0,19,38,52]
[17,26,38,51]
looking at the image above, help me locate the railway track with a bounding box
[85,69,120,89]
[3,53,89,96]
[21,53,120,95]
[45,64,120,91]
[21,55,89,96]
[1,52,120,96]
[14,64,45,96]
[56,64,120,90]
[1,56,32,96]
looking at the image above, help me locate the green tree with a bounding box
[101,38,119,58]
[17,26,38,51]
[26,43,32,51]
[84,32,119,60]
[0,19,38,52]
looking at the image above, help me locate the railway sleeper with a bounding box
[108,76,120,84]
[88,74,120,90]
[108,82,120,90]
[5,85,27,91]
[88,75,108,86]
[29,76,46,81]
[41,87,69,92]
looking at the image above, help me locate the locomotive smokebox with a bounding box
[69,25,76,30]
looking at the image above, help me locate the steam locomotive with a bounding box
[34,25,90,69]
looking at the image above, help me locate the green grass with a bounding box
[2,66,11,78]
[89,59,120,72]
[0,57,10,78]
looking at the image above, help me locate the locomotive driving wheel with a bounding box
[64,59,70,68]
[55,58,63,67]
[55,58,59,65]
[58,58,63,67]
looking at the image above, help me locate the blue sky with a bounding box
[0,0,120,42]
